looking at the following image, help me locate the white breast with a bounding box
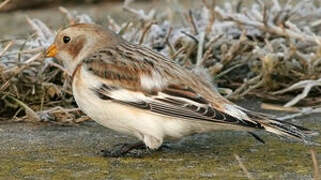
[72,67,137,134]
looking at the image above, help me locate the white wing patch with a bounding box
[140,71,168,90]
[109,89,149,102]
[224,104,250,120]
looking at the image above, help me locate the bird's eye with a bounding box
[63,36,71,44]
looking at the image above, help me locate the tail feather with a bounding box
[244,110,319,144]
[259,118,318,144]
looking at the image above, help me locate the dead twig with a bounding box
[202,34,223,63]
[139,21,155,45]
[277,107,321,121]
[123,0,155,21]
[261,103,321,120]
[273,79,321,107]
[215,6,321,44]
[196,31,205,66]
[202,0,216,35]
[59,6,76,25]
[261,103,299,112]
[7,95,40,122]
[310,149,320,180]
[0,0,11,10]
[1,53,42,91]
[234,154,254,180]
[186,10,199,35]
[0,41,14,57]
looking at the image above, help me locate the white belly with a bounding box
[72,82,195,138]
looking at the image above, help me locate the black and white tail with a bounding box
[248,112,319,144]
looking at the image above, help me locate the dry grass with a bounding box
[310,149,320,180]
[1,0,321,122]
[0,0,11,10]
[234,153,254,179]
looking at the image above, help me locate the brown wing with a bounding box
[82,46,261,127]
[83,46,152,92]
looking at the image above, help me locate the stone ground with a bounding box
[0,1,320,179]
[0,98,320,179]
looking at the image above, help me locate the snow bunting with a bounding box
[46,23,316,157]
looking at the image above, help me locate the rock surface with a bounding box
[0,100,320,179]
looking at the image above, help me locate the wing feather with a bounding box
[82,47,264,128]
[91,82,260,128]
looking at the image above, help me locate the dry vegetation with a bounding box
[1,0,321,123]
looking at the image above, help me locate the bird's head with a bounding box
[46,23,120,74]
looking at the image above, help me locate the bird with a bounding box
[46,23,317,157]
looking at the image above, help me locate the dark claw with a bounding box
[159,142,172,150]
[101,142,146,157]
[101,142,173,157]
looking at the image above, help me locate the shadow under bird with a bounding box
[45,23,318,157]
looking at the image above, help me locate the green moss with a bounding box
[0,122,319,179]
[0,143,318,179]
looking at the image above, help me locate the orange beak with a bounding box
[46,44,57,57]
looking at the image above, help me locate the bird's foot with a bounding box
[158,142,172,151]
[101,142,172,158]
[101,142,147,157]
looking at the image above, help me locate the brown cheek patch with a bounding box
[69,36,86,59]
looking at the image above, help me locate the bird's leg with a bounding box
[101,142,172,157]
[101,142,146,157]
